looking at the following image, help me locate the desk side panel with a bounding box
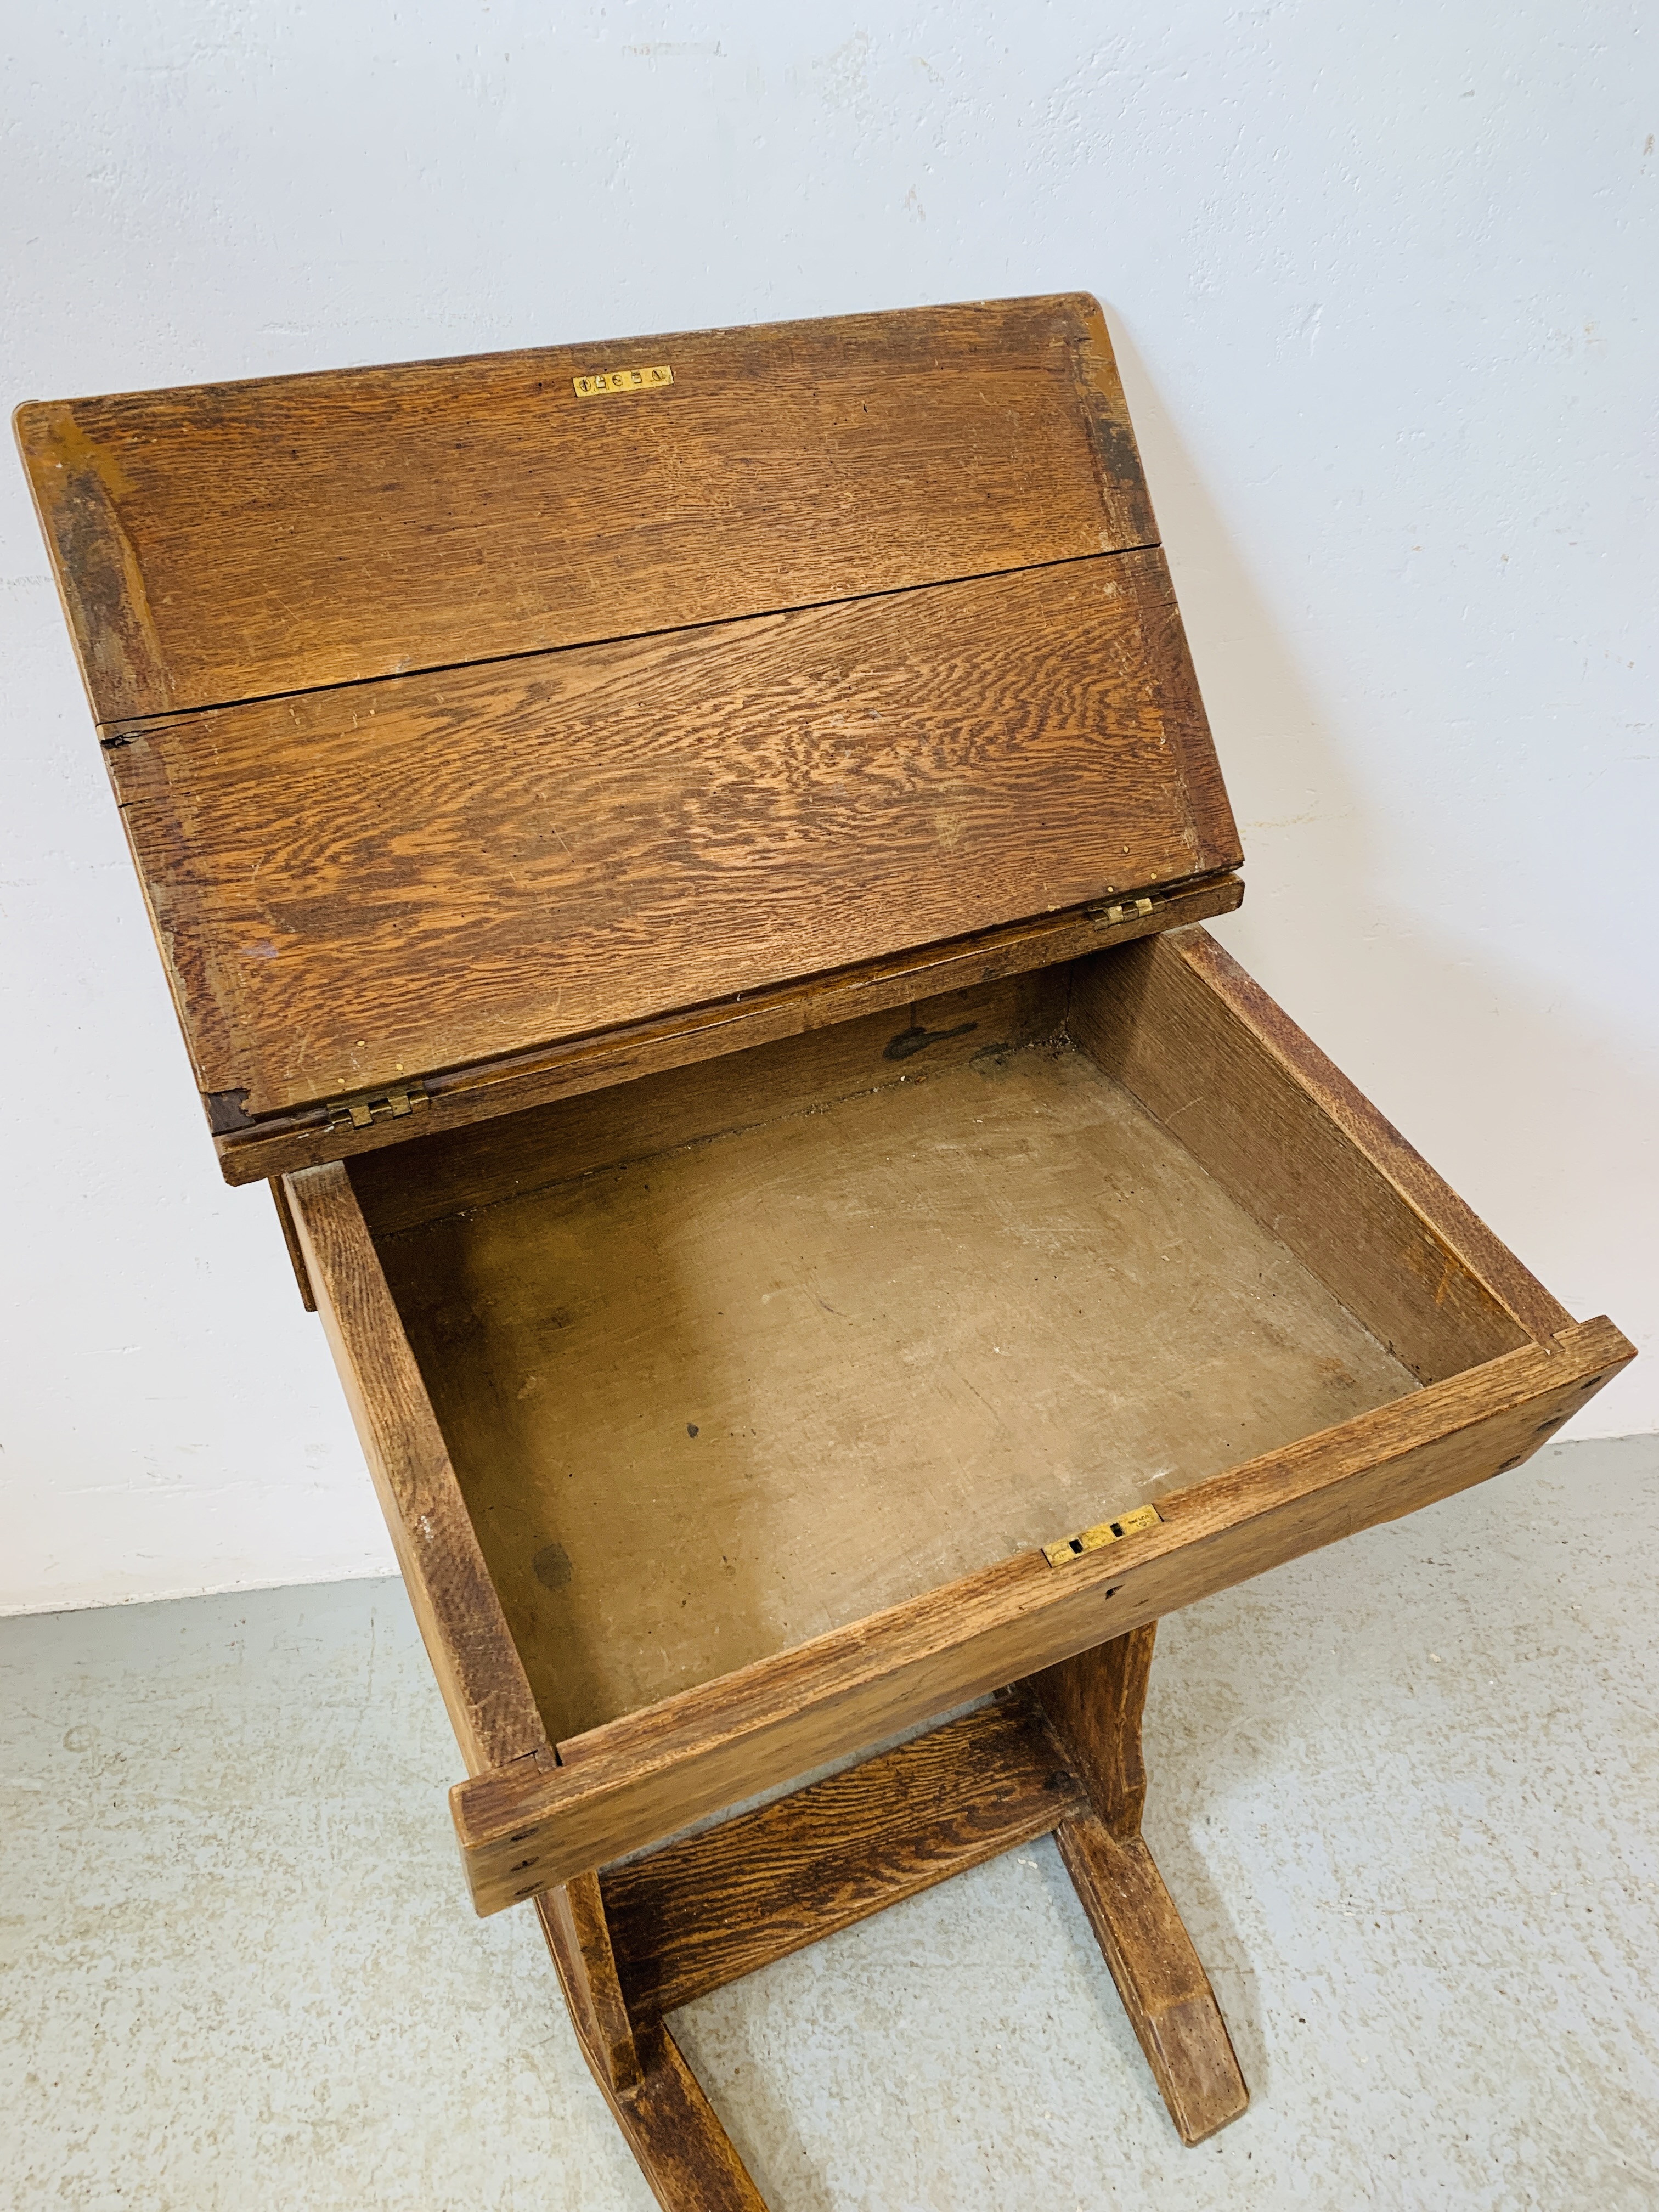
[284,1160,548,1774]
[1069,928,1573,1379]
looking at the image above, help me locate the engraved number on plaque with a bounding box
[572,364,675,398]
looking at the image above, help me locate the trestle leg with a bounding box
[1035,1623,1249,2145]
[533,1623,1246,2208]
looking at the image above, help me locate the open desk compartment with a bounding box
[290,925,1622,1911]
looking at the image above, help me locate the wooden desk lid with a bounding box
[16,294,1241,1167]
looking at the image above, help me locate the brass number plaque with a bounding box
[572,364,675,398]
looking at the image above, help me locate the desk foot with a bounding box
[1035,1623,1249,2145]
[1056,1813,1249,2143]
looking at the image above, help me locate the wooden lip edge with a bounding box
[208,876,1245,1186]
[14,289,1110,444]
[450,1316,1634,1908]
[1130,552,1241,884]
[267,1176,317,1311]
[284,1158,549,1778]
[9,405,108,730]
[1070,293,1153,503]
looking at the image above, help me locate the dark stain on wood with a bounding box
[882,1018,978,1061]
[533,1543,573,1592]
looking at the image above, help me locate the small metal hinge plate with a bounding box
[1091,895,1156,929]
[324,1084,431,1133]
[1043,1502,1162,1567]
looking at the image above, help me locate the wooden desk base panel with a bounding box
[536,1627,1245,2210]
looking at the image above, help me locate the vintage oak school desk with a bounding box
[17,295,1632,2203]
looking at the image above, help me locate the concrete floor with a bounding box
[3,1435,1656,2211]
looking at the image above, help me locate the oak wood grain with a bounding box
[1032,1623,1157,1839]
[353,968,1069,1237]
[537,1895,768,2212]
[541,1871,641,2097]
[283,1159,548,1773]
[452,1314,1632,1909]
[601,1694,1085,2019]
[1056,1815,1249,2145]
[214,875,1243,1186]
[16,294,1153,724]
[1032,1623,1247,2137]
[1071,927,1572,1376]
[106,548,1233,1118]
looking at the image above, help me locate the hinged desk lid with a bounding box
[16,294,1241,1164]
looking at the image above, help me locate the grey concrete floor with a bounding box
[3,1435,1656,2211]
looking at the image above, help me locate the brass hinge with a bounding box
[324,1083,431,1132]
[1043,1502,1162,1568]
[1090,895,1156,929]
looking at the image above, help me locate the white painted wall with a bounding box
[3,3,1653,1613]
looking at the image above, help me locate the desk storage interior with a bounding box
[17,294,1632,2208]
